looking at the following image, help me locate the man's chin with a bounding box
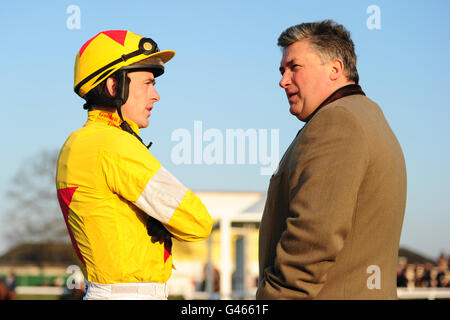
[138,119,150,129]
[289,104,302,117]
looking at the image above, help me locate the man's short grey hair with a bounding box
[278,20,359,84]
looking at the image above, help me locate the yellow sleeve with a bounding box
[101,131,212,242]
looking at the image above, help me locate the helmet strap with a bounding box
[116,71,153,149]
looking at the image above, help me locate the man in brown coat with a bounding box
[257,20,407,299]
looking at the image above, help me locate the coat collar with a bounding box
[304,84,366,123]
[86,110,140,136]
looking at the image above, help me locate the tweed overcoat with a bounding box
[257,94,407,299]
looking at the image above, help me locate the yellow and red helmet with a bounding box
[74,30,175,98]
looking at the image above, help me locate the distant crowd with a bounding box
[397,252,450,288]
[0,272,16,300]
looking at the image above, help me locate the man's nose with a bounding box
[151,86,160,102]
[279,71,291,89]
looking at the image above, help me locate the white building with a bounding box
[168,191,265,300]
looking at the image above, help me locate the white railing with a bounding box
[14,286,450,300]
[397,288,450,300]
[16,286,65,296]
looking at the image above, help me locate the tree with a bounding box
[0,243,78,267]
[1,149,70,248]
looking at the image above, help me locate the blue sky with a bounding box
[0,0,449,259]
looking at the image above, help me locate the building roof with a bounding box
[242,195,266,214]
[194,191,265,219]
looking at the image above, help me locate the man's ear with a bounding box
[329,59,344,81]
[105,77,118,97]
